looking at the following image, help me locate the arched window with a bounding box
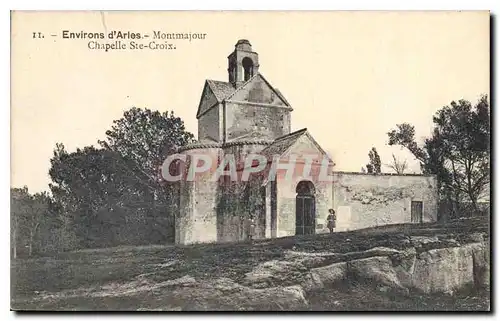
[242,57,254,81]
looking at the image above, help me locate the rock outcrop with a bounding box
[139,235,489,310]
[243,232,490,298]
[130,232,491,310]
[302,262,347,292]
[164,277,309,311]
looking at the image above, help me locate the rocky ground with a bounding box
[11,217,490,311]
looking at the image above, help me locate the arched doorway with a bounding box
[296,181,316,235]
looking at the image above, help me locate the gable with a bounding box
[281,132,333,166]
[258,129,333,186]
[227,73,290,107]
[198,106,220,142]
[260,129,332,163]
[283,133,326,160]
[196,82,220,118]
[260,128,307,159]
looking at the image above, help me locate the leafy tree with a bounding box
[388,95,490,217]
[11,187,29,258]
[366,147,381,174]
[98,107,195,243]
[98,107,195,181]
[49,145,129,247]
[49,107,195,249]
[11,187,56,257]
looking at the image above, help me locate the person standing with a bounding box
[326,209,336,233]
[248,214,256,241]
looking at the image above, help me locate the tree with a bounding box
[388,95,490,217]
[98,107,195,243]
[386,154,408,174]
[10,187,29,258]
[49,145,129,248]
[25,192,51,256]
[11,187,54,257]
[98,107,195,181]
[49,107,195,249]
[366,147,381,174]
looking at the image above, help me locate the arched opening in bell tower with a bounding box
[242,57,254,81]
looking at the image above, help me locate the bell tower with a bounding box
[228,39,260,88]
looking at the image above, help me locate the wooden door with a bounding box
[296,195,316,235]
[411,201,423,223]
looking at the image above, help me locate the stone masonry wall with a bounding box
[274,134,335,237]
[176,147,221,244]
[198,105,220,142]
[216,180,247,242]
[216,145,270,243]
[215,144,269,242]
[224,103,291,142]
[229,75,288,106]
[276,174,333,238]
[332,172,438,232]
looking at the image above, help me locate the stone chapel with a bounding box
[174,39,438,245]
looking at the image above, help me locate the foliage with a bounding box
[387,95,490,218]
[366,147,382,174]
[10,187,66,257]
[46,107,194,251]
[98,107,195,178]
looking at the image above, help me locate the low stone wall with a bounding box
[332,172,438,231]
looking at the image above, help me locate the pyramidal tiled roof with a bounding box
[260,128,308,158]
[206,80,236,102]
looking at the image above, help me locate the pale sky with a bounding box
[11,11,489,193]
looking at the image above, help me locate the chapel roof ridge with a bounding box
[273,128,308,141]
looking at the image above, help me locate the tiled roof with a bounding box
[206,80,235,102]
[260,128,308,158]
